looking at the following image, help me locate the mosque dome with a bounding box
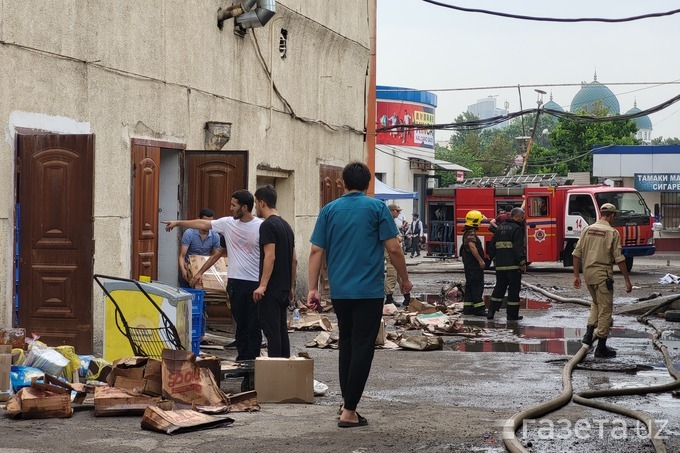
[570,72,620,115]
[625,102,652,130]
[543,92,564,112]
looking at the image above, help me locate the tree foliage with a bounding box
[435,102,639,184]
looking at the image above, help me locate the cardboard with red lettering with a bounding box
[161,349,229,408]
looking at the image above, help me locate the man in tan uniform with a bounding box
[572,203,632,358]
[385,204,411,307]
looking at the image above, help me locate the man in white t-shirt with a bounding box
[164,190,263,361]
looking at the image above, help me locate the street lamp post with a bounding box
[520,89,547,176]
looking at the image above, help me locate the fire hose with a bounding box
[502,290,680,453]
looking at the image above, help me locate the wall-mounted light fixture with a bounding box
[204,122,232,150]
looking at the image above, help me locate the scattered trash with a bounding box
[141,406,234,434]
[398,335,443,351]
[659,273,680,284]
[313,380,328,396]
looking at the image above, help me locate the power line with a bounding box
[377,80,680,94]
[422,1,680,23]
[377,92,680,133]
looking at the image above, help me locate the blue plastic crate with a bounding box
[183,288,206,344]
[191,338,200,356]
[183,288,205,316]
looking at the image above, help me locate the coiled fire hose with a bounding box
[502,289,680,453]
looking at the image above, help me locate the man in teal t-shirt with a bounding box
[308,162,412,428]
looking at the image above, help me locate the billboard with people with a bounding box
[377,102,435,148]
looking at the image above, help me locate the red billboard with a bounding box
[377,101,435,148]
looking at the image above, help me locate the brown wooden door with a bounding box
[185,151,247,219]
[131,142,160,280]
[320,164,345,208]
[318,165,344,297]
[18,134,94,353]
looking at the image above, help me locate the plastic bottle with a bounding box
[292,308,301,328]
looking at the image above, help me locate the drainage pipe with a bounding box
[502,345,588,453]
[236,0,276,29]
[503,296,680,452]
[521,281,591,307]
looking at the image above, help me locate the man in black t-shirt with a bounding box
[253,185,297,358]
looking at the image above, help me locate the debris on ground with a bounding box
[659,273,680,284]
[141,405,234,434]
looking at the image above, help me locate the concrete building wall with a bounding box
[0,0,371,352]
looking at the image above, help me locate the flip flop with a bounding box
[338,413,368,428]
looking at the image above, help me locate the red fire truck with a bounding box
[425,180,655,271]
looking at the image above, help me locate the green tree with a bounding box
[651,136,680,145]
[530,103,638,175]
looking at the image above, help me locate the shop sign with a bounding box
[634,173,680,192]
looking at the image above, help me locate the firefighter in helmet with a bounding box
[460,210,487,316]
[486,207,527,321]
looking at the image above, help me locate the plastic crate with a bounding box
[182,288,205,345]
[191,338,200,356]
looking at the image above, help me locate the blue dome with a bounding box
[570,75,620,115]
[625,105,652,130]
[543,100,564,113]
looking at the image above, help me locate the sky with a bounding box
[377,0,680,144]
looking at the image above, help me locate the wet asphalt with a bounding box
[1,254,679,452]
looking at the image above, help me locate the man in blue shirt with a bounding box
[307,162,412,428]
[178,208,221,287]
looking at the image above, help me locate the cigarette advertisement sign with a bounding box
[377,101,435,148]
[634,173,680,192]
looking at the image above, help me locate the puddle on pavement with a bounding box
[419,293,552,310]
[659,330,680,350]
[452,321,652,354]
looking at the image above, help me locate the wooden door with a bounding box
[318,165,344,296]
[131,142,160,280]
[185,151,247,219]
[18,134,94,353]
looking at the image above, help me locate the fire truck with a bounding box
[425,175,655,271]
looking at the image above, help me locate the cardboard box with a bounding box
[254,357,314,403]
[0,345,11,392]
[6,387,72,419]
[187,256,228,292]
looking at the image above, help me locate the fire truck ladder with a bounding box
[461,173,558,187]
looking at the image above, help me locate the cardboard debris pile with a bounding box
[304,294,486,351]
[2,338,261,434]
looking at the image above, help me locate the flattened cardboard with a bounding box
[187,256,228,292]
[94,386,161,416]
[141,406,234,434]
[254,357,314,404]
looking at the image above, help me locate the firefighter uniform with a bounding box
[461,226,486,315]
[572,217,625,341]
[487,218,526,320]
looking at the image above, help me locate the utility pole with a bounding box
[520,89,546,176]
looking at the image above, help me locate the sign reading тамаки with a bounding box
[634,173,680,192]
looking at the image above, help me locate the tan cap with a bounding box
[388,204,401,211]
[600,203,618,213]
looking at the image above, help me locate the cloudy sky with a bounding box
[377,0,680,143]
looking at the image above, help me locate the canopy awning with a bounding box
[374,177,417,200]
[376,144,472,172]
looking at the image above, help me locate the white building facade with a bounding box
[1,1,373,354]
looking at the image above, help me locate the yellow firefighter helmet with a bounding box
[465,210,484,228]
